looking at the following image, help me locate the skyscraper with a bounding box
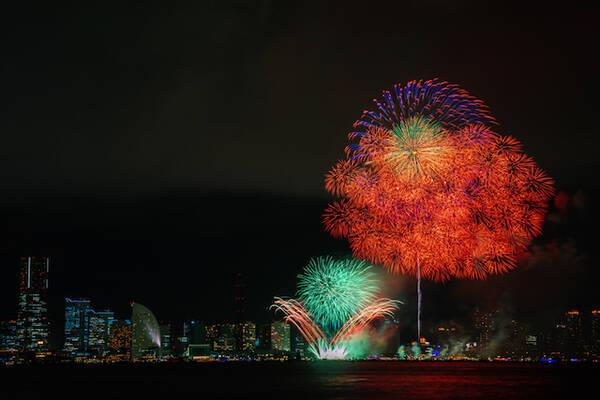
[241,321,256,352]
[473,308,498,356]
[64,298,91,354]
[16,256,50,354]
[565,310,583,358]
[271,321,290,353]
[591,310,600,358]
[88,309,114,355]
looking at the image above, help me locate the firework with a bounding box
[330,298,399,344]
[308,341,348,360]
[272,256,400,359]
[352,78,495,135]
[325,82,554,281]
[272,296,399,360]
[297,256,378,327]
[324,79,555,338]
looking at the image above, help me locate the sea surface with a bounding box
[1,361,596,399]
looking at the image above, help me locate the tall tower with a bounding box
[233,272,246,352]
[16,256,50,354]
[233,272,246,322]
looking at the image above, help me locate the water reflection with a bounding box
[309,361,581,400]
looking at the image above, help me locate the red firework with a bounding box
[323,82,554,282]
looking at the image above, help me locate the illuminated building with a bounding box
[88,309,114,355]
[547,310,584,360]
[108,319,132,359]
[591,310,600,358]
[502,319,527,360]
[189,321,207,344]
[213,335,236,352]
[0,321,17,350]
[240,322,256,352]
[270,321,290,353]
[473,308,498,356]
[291,327,308,358]
[188,343,211,359]
[213,323,236,353]
[205,323,220,348]
[64,298,91,354]
[159,323,172,357]
[565,310,583,358]
[16,256,50,354]
[436,326,458,348]
[131,302,161,360]
[524,334,539,360]
[174,335,189,358]
[256,323,271,353]
[550,321,568,360]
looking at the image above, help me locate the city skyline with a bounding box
[1,254,599,363]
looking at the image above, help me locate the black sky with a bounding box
[0,1,598,344]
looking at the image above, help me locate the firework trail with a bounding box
[331,298,399,344]
[271,297,328,345]
[324,79,555,340]
[272,257,400,359]
[272,297,399,360]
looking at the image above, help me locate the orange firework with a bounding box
[323,79,555,338]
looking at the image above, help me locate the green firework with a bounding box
[385,116,448,179]
[296,256,378,327]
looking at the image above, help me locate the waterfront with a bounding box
[2,361,597,399]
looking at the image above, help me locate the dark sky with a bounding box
[0,1,598,344]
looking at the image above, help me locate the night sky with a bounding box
[0,2,598,346]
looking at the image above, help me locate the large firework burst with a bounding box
[324,79,554,281]
[323,79,554,340]
[297,256,378,327]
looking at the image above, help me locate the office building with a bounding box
[473,308,498,356]
[271,321,290,353]
[256,323,271,353]
[64,298,91,354]
[188,321,207,345]
[213,323,236,353]
[159,323,172,357]
[0,320,17,350]
[88,309,114,355]
[592,310,600,358]
[108,319,132,359]
[565,310,583,358]
[240,321,256,352]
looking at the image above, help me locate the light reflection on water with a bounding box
[300,361,586,400]
[3,360,595,399]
